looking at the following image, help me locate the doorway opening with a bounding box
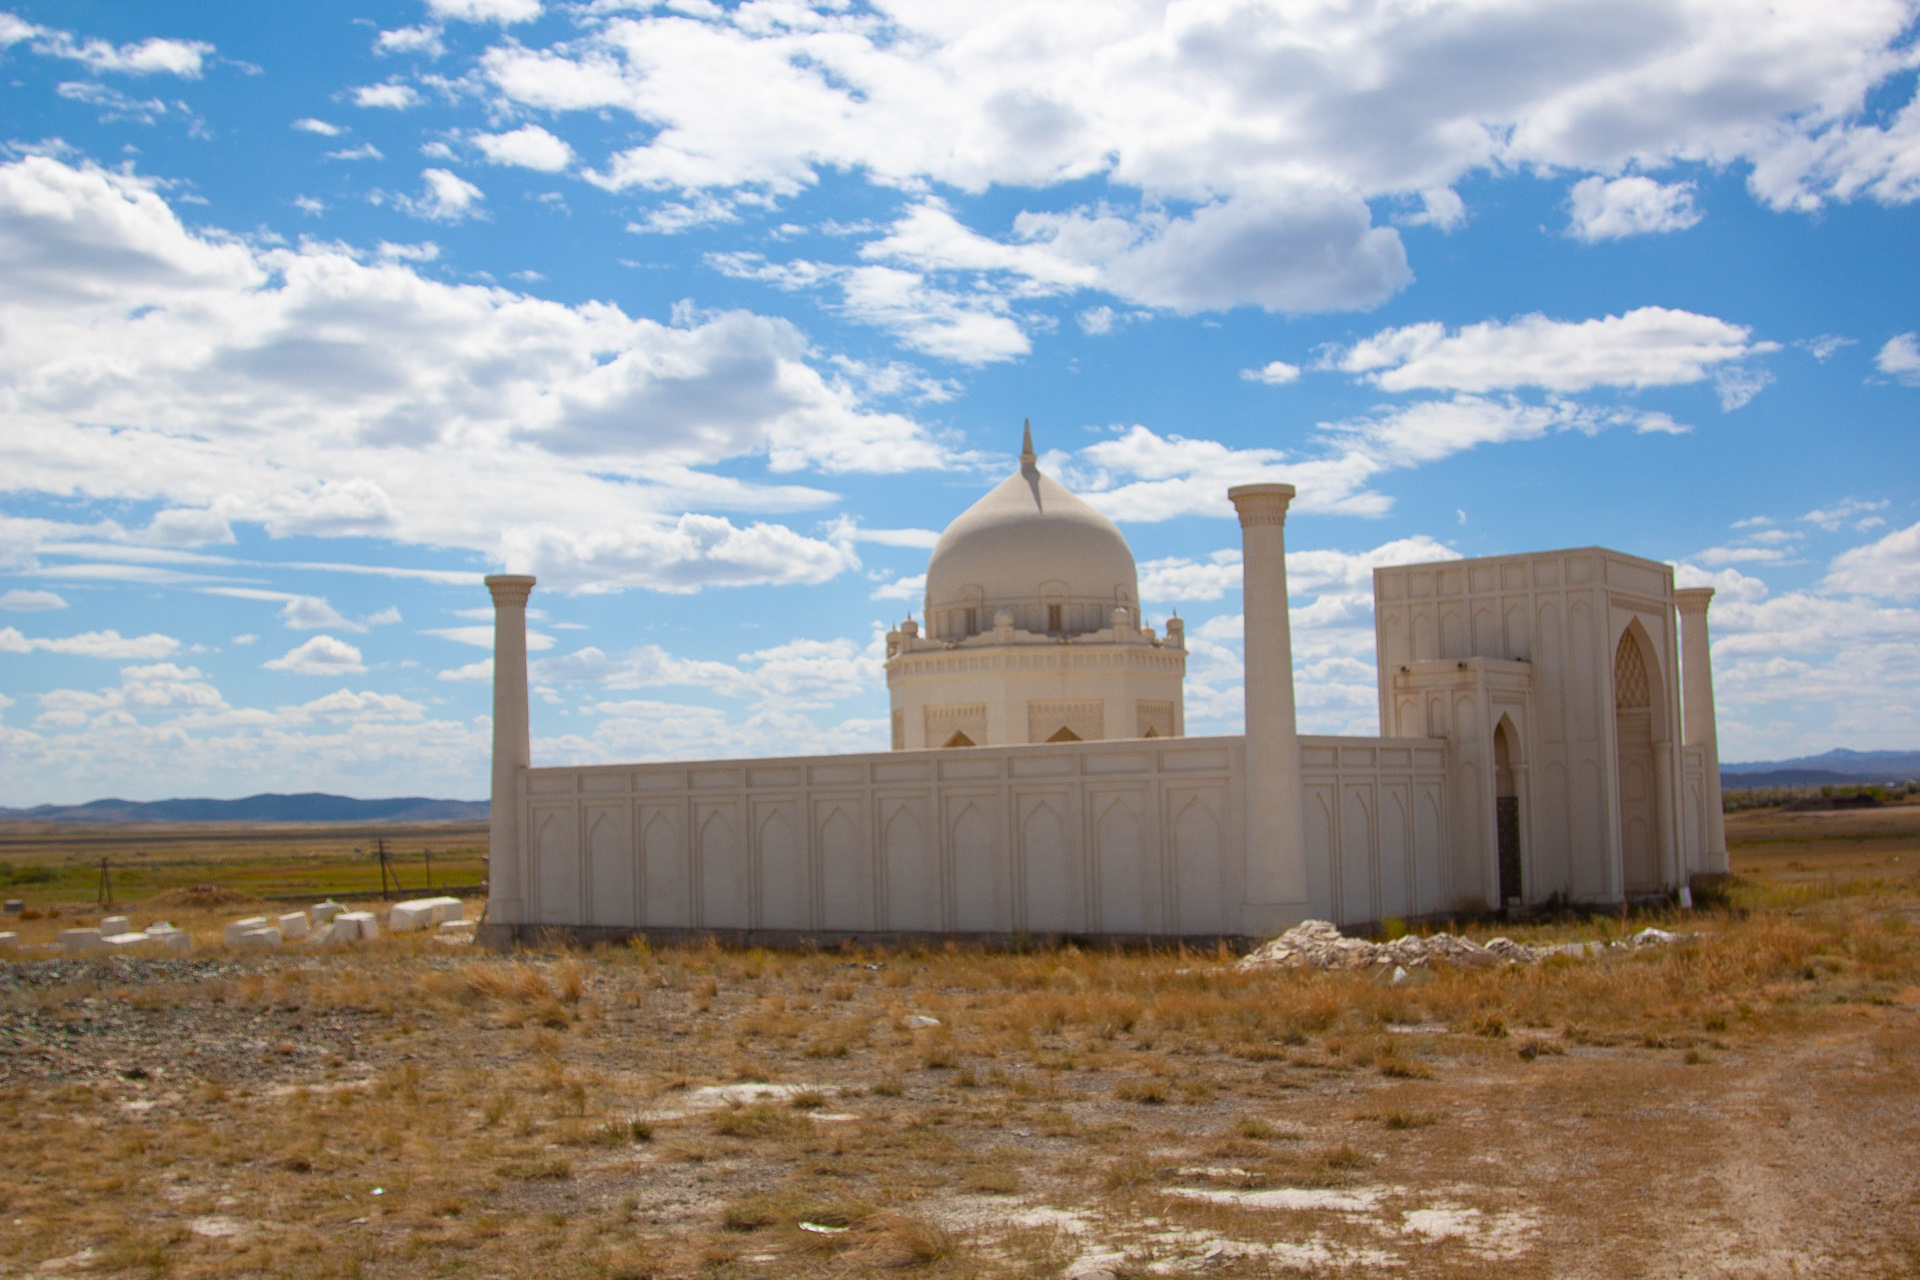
[1494,718,1522,904]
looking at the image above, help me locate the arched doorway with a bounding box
[1614,627,1659,894]
[1493,718,1522,905]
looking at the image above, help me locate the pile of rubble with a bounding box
[2,895,475,958]
[1236,919,1693,973]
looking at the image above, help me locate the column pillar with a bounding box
[1228,483,1307,931]
[1676,588,1729,874]
[485,574,536,930]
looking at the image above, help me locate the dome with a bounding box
[923,425,1138,639]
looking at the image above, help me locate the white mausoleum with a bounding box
[478,429,1730,948]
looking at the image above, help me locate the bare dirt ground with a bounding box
[0,809,1915,1279]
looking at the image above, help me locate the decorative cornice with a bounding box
[1227,483,1296,528]
[485,574,536,607]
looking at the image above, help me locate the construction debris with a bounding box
[1236,920,1695,973]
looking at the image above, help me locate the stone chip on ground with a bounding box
[1237,918,1695,972]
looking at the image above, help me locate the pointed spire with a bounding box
[1020,418,1037,474]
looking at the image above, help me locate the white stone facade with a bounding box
[481,449,1727,946]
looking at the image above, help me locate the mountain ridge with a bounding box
[0,793,489,824]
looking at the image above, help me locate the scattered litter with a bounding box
[905,1014,941,1029]
[188,1216,246,1239]
[799,1221,849,1234]
[370,1187,384,1196]
[1238,919,1696,972]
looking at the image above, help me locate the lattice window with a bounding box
[1614,632,1651,708]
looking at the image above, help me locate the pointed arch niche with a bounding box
[1613,621,1666,895]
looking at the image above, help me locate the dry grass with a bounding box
[0,807,1913,1276]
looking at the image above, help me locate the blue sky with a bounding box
[1,0,1917,804]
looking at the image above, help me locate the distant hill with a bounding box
[1722,749,1920,788]
[0,793,489,824]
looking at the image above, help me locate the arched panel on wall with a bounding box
[1572,759,1605,901]
[1412,613,1436,661]
[1473,608,1500,658]
[1540,762,1570,900]
[1172,795,1226,935]
[1441,608,1467,659]
[1684,780,1703,877]
[533,809,577,925]
[817,805,870,932]
[1569,599,1596,743]
[1304,787,1336,916]
[585,810,632,928]
[1505,604,1530,662]
[1537,602,1564,743]
[1415,787,1444,914]
[757,806,808,931]
[1094,793,1156,933]
[1340,787,1375,926]
[1021,798,1078,934]
[697,806,747,929]
[1614,627,1659,896]
[951,800,1004,932]
[1379,609,1409,670]
[881,802,938,932]
[641,809,689,928]
[1453,761,1483,910]
[1379,787,1410,922]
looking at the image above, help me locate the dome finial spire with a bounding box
[1020,418,1036,474]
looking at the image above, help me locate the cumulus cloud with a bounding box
[292,118,345,136]
[1824,520,1920,599]
[1241,361,1300,386]
[13,18,214,78]
[1567,176,1703,241]
[394,168,484,222]
[263,635,365,675]
[430,0,541,23]
[469,0,1920,353]
[1332,308,1773,394]
[0,155,950,595]
[378,26,446,58]
[353,82,421,110]
[1875,333,1920,384]
[473,124,572,172]
[1802,498,1889,532]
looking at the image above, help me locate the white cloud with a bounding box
[0,590,66,612]
[473,124,573,172]
[1802,497,1889,532]
[143,508,234,546]
[327,143,385,163]
[1875,333,1920,384]
[870,572,926,602]
[1799,334,1854,361]
[353,82,422,110]
[1567,176,1703,241]
[474,0,1920,346]
[1396,188,1468,231]
[1078,306,1116,335]
[1823,520,1920,599]
[31,30,212,78]
[0,156,947,595]
[0,626,178,659]
[263,635,366,675]
[396,168,485,222]
[1241,361,1300,386]
[1673,562,1770,604]
[1334,308,1773,394]
[848,527,940,549]
[1714,365,1774,411]
[429,0,541,23]
[292,118,345,136]
[378,26,446,58]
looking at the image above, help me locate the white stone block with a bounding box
[234,927,282,952]
[0,932,18,948]
[336,911,378,941]
[387,900,435,933]
[309,901,346,926]
[437,918,475,934]
[99,915,130,936]
[145,927,192,954]
[224,917,269,946]
[58,928,106,954]
[276,912,310,940]
[104,931,158,953]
